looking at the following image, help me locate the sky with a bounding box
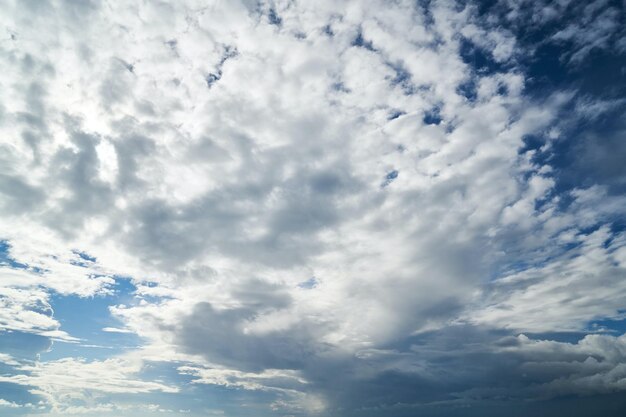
[0,0,625,416]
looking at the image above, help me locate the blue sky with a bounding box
[0,0,625,416]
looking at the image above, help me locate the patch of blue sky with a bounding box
[182,383,282,417]
[0,331,51,361]
[331,81,350,93]
[387,109,405,120]
[455,78,477,102]
[41,277,141,361]
[524,39,626,100]
[486,259,533,281]
[458,37,509,76]
[609,221,626,236]
[416,0,435,28]
[381,170,399,188]
[422,107,442,125]
[586,315,626,335]
[0,241,28,269]
[0,382,42,415]
[525,315,626,344]
[474,0,626,100]
[486,234,595,284]
[386,61,417,95]
[298,276,318,289]
[267,8,282,27]
[112,364,286,417]
[72,249,96,262]
[517,101,626,224]
[0,240,141,355]
[518,134,546,156]
[70,250,97,267]
[522,331,589,344]
[548,105,626,197]
[113,363,242,416]
[352,31,375,51]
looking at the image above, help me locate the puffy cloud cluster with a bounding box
[0,0,624,416]
[502,333,626,398]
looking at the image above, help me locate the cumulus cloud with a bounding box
[470,332,626,400]
[0,0,624,415]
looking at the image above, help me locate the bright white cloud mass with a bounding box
[0,0,625,416]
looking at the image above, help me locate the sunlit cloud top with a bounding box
[1,1,625,416]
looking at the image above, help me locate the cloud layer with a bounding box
[0,0,625,416]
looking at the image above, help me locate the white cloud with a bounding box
[496,333,626,398]
[101,327,133,334]
[0,0,624,415]
[0,356,177,413]
[0,398,21,407]
[467,223,626,333]
[0,283,77,342]
[179,365,307,390]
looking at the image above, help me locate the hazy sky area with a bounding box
[1,0,626,416]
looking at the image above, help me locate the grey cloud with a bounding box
[112,133,366,270]
[100,60,137,110]
[44,126,114,235]
[0,0,625,416]
[177,302,320,373]
[111,131,155,190]
[0,173,44,214]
